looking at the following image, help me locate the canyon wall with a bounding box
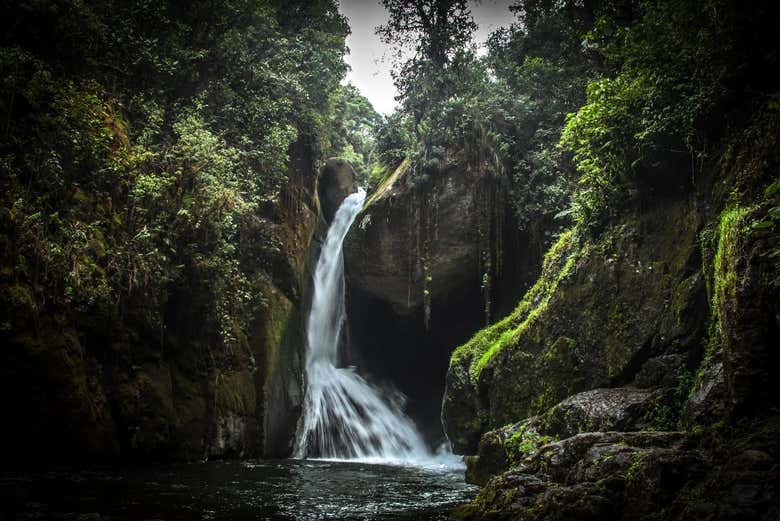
[447,115,780,520]
[0,139,324,462]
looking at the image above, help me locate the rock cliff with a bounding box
[445,114,780,520]
[0,139,324,462]
[343,159,550,441]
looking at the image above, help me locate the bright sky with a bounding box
[339,0,517,115]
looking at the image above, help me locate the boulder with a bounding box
[318,158,358,223]
[540,387,658,438]
[465,386,672,485]
[344,159,547,441]
[457,431,702,521]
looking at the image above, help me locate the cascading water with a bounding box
[294,188,431,463]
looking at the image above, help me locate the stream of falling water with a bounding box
[295,189,450,465]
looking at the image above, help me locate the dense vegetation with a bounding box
[0,0,392,462]
[357,3,778,516]
[2,0,779,518]
[371,0,778,232]
[0,0,355,353]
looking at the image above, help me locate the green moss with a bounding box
[171,368,206,422]
[709,204,756,365]
[531,336,579,414]
[257,281,293,381]
[89,227,107,259]
[215,369,256,415]
[364,157,410,209]
[699,226,717,305]
[642,370,694,431]
[453,476,522,520]
[713,205,751,319]
[688,205,753,407]
[624,451,650,484]
[450,228,578,383]
[505,425,556,466]
[604,302,632,378]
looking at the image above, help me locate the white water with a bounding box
[295,188,457,467]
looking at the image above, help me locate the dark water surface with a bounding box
[0,459,477,521]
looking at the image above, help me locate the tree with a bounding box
[377,0,476,69]
[331,83,382,181]
[377,0,476,123]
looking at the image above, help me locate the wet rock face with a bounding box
[209,413,251,458]
[345,161,546,324]
[346,167,478,313]
[318,158,358,223]
[442,196,709,453]
[464,386,672,485]
[457,432,705,521]
[442,356,485,454]
[343,162,544,442]
[715,218,780,417]
[541,387,659,438]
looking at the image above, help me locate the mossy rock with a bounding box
[458,431,698,521]
[215,369,256,416]
[710,203,780,416]
[465,385,676,487]
[170,367,208,457]
[112,363,178,456]
[443,195,707,453]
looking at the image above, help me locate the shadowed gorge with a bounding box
[1,0,779,520]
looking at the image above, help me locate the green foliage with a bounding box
[504,424,555,466]
[751,180,780,268]
[476,0,611,227]
[378,0,476,68]
[378,0,477,118]
[562,0,779,228]
[714,206,751,319]
[374,0,608,229]
[373,111,416,173]
[561,75,647,224]
[0,0,349,353]
[331,84,382,183]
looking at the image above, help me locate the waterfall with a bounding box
[294,188,430,463]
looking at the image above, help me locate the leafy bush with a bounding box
[562,0,779,227]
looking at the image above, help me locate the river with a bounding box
[1,459,476,520]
